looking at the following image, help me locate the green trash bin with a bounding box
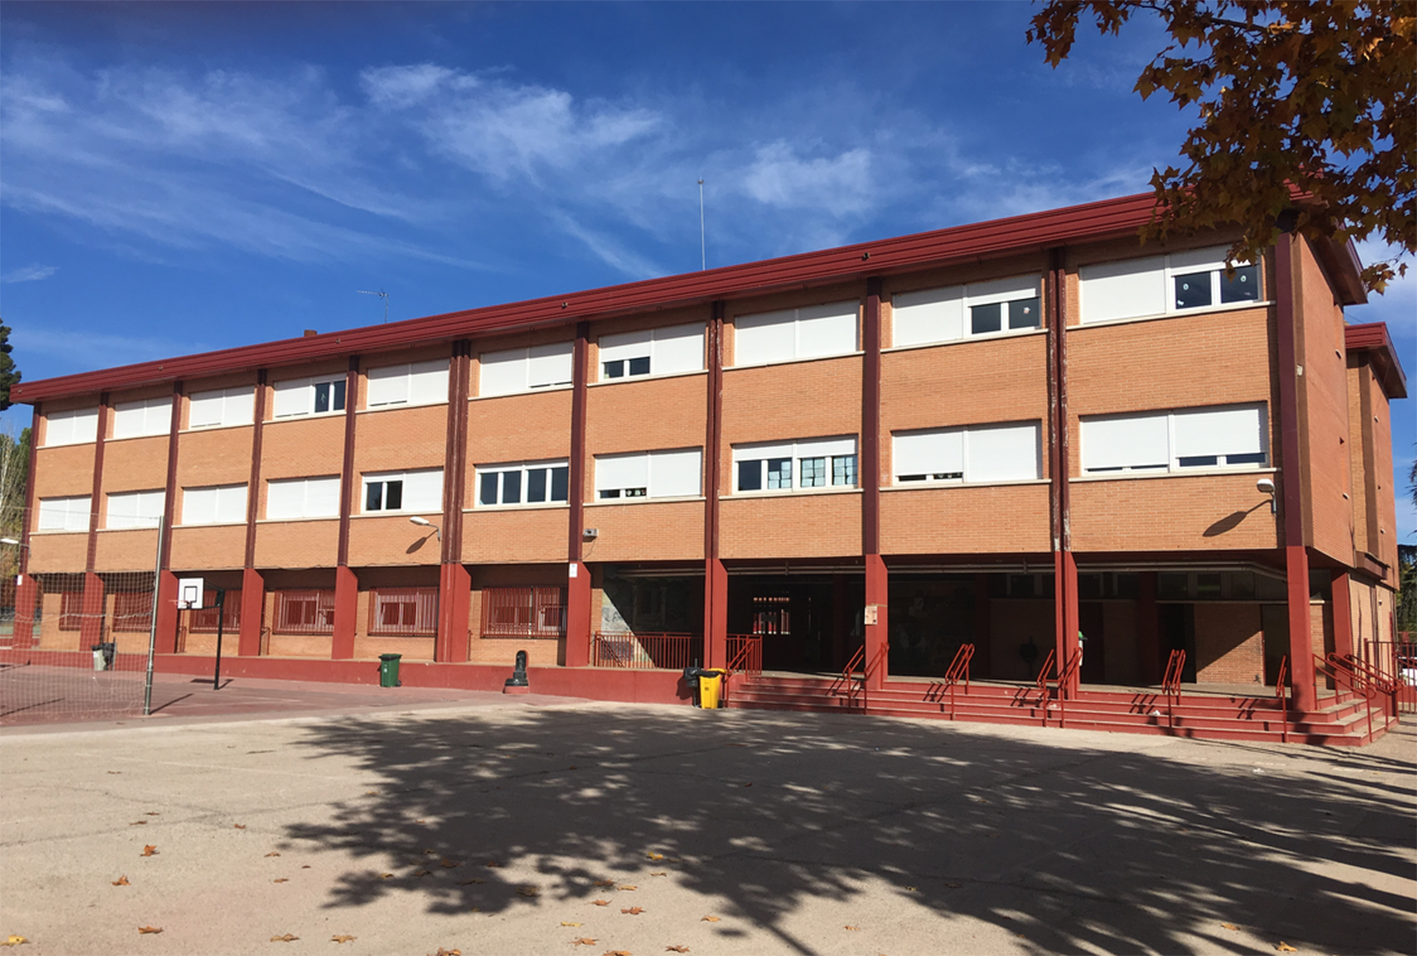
[379,653,402,688]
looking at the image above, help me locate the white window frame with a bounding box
[475,460,570,508]
[732,301,860,368]
[890,275,1042,349]
[43,407,99,447]
[594,448,703,501]
[732,436,858,495]
[478,343,575,397]
[112,397,171,440]
[37,496,92,532]
[181,484,249,526]
[272,375,348,419]
[360,468,444,514]
[187,386,255,430]
[265,476,341,520]
[365,359,450,409]
[1079,245,1263,324]
[597,322,705,382]
[1080,404,1269,475]
[892,422,1042,485]
[105,489,165,530]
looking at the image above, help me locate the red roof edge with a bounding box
[15,191,1171,404]
[1345,322,1408,400]
[1311,235,1369,307]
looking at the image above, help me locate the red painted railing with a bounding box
[1162,649,1186,730]
[1364,639,1416,715]
[1275,656,1289,743]
[1055,651,1080,728]
[929,643,975,720]
[1319,652,1398,740]
[834,644,865,707]
[1034,648,1056,723]
[726,634,762,678]
[591,632,701,670]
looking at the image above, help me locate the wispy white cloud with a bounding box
[1,264,57,283]
[9,324,190,372]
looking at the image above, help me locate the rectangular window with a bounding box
[893,423,1041,484]
[1079,245,1261,323]
[732,437,857,494]
[368,587,438,637]
[188,386,254,429]
[476,460,570,507]
[112,397,171,439]
[479,343,574,397]
[598,322,705,381]
[361,469,442,514]
[43,407,99,446]
[37,496,92,532]
[188,591,240,633]
[60,590,85,631]
[274,589,335,634]
[265,476,340,520]
[106,490,165,530]
[181,484,248,525]
[111,591,153,633]
[733,301,858,367]
[1081,404,1267,474]
[480,586,566,639]
[892,275,1042,348]
[594,449,702,501]
[366,359,450,408]
[272,375,347,418]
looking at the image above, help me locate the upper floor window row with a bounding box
[362,468,443,514]
[734,436,857,493]
[189,386,254,429]
[37,495,92,532]
[1079,245,1261,324]
[43,407,99,447]
[266,475,341,520]
[1081,404,1268,475]
[274,375,346,418]
[477,459,569,508]
[891,275,1041,349]
[113,397,171,440]
[893,422,1041,485]
[106,489,164,529]
[599,323,704,381]
[181,483,248,525]
[480,343,573,397]
[595,448,702,500]
[733,302,859,368]
[366,360,449,409]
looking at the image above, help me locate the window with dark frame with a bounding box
[188,591,241,633]
[480,586,566,639]
[274,589,336,635]
[368,587,437,637]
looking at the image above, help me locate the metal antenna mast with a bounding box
[698,178,706,271]
[357,289,389,323]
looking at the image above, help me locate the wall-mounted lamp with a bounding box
[1256,477,1276,514]
[409,516,441,540]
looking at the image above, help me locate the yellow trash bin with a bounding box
[698,670,724,709]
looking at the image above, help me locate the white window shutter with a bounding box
[183,487,217,525]
[216,485,248,523]
[113,398,168,439]
[366,364,410,407]
[892,286,965,347]
[650,449,702,498]
[478,349,525,397]
[527,343,573,388]
[795,436,857,459]
[652,323,705,374]
[731,441,794,464]
[188,391,225,428]
[39,496,92,531]
[1173,405,1265,459]
[966,424,1039,482]
[595,453,650,493]
[734,310,797,367]
[1082,414,1169,470]
[966,275,1041,305]
[402,470,444,511]
[408,360,449,404]
[1079,256,1167,323]
[305,477,340,517]
[272,378,312,417]
[598,329,652,366]
[1169,245,1232,272]
[45,408,100,446]
[795,302,858,358]
[893,430,963,477]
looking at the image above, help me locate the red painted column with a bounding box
[1045,248,1080,695]
[703,303,727,671]
[564,322,592,668]
[153,383,183,654]
[864,554,888,691]
[332,357,360,661]
[79,570,106,649]
[862,279,887,691]
[1331,569,1353,660]
[239,372,267,657]
[1136,571,1162,684]
[437,341,472,663]
[13,405,40,648]
[1275,232,1317,711]
[1054,551,1079,693]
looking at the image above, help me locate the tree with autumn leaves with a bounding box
[1028,1,1414,292]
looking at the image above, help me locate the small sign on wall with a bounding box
[863,604,879,626]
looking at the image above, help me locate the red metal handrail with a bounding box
[591,632,701,671]
[725,634,762,678]
[934,643,975,720]
[1035,647,1056,723]
[1319,652,1396,740]
[834,644,866,708]
[1275,656,1289,744]
[859,642,888,713]
[1162,649,1186,730]
[1056,650,1080,728]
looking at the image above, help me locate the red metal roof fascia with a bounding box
[1345,322,1408,399]
[17,193,1164,404]
[1311,235,1369,306]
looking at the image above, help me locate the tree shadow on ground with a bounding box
[280,707,1416,954]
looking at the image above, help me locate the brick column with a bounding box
[565,322,592,668]
[1330,570,1353,660]
[1046,248,1080,695]
[862,279,887,691]
[437,341,472,663]
[333,358,360,660]
[703,303,728,670]
[238,371,267,657]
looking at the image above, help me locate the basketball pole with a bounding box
[142,519,164,717]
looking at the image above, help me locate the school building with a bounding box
[9,192,1408,743]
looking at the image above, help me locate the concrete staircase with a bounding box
[725,674,1393,746]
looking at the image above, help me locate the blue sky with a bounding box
[1,1,1411,539]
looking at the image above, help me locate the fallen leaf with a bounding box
[414,869,431,877]
[129,820,147,826]
[365,791,378,795]
[1221,923,1240,931]
[618,885,637,891]
[650,871,667,877]
[561,922,582,927]
[700,916,720,923]
[845,925,860,931]
[380,873,394,879]
[621,906,645,916]
[666,947,689,953]
[274,878,289,884]
[0,937,26,947]
[332,935,356,943]
[469,907,481,913]
[432,950,461,956]
[265,852,281,858]
[486,860,503,868]
[457,878,485,886]
[141,845,157,857]
[107,771,122,774]
[1275,946,1297,953]
[440,859,460,868]
[424,849,437,856]
[572,939,597,947]
[234,824,246,829]
[593,879,616,887]
[270,934,299,942]
[647,852,664,861]
[904,886,918,892]
[145,812,160,816]
[604,950,631,956]
[112,876,130,886]
[591,900,610,907]
[301,865,311,869]
[138,926,163,934]
[515,886,540,897]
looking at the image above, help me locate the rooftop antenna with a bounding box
[698,178,706,271]
[357,289,389,323]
